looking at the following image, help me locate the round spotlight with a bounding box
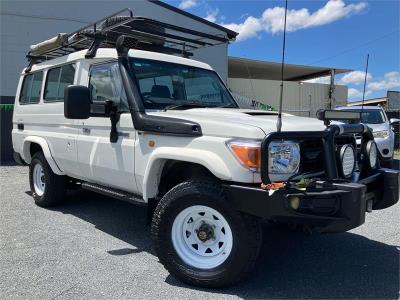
[366,140,378,169]
[340,144,356,178]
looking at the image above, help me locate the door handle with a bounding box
[82,127,91,134]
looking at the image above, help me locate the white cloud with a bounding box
[339,71,372,85]
[348,88,363,98]
[221,0,368,41]
[178,0,198,10]
[348,88,372,99]
[304,76,331,84]
[367,71,400,91]
[222,16,263,41]
[205,8,219,23]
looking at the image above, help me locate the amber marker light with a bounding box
[226,140,261,172]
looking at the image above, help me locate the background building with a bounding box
[227,56,351,117]
[347,91,400,114]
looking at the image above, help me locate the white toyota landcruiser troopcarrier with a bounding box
[12,10,399,288]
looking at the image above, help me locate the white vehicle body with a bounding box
[335,106,395,160]
[12,48,327,201]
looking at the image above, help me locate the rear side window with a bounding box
[44,64,75,102]
[19,72,43,104]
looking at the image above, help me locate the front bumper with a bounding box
[374,137,394,158]
[224,168,399,233]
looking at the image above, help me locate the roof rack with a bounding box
[26,8,233,71]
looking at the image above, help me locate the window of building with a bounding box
[44,64,75,102]
[89,62,129,112]
[19,72,43,104]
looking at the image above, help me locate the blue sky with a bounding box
[165,0,399,101]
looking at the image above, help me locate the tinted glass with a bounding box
[58,64,75,99]
[89,63,128,112]
[45,68,61,101]
[130,58,236,110]
[44,64,75,101]
[20,75,33,104]
[340,109,385,124]
[20,72,43,104]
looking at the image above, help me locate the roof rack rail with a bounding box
[25,8,233,71]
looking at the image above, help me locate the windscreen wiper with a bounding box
[164,102,208,110]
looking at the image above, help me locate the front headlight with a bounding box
[373,130,389,139]
[268,141,300,180]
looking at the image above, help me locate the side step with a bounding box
[81,182,147,207]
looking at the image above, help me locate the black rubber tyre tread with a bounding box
[151,180,262,288]
[29,152,66,207]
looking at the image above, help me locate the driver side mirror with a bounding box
[64,85,91,119]
[390,118,400,125]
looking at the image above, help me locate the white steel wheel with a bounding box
[171,205,233,269]
[33,163,46,196]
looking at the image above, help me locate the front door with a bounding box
[76,62,138,193]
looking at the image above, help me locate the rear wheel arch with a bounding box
[22,137,64,175]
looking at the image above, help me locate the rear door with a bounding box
[42,64,80,176]
[76,62,138,193]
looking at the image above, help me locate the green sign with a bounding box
[0,104,14,111]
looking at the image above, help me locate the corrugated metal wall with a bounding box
[228,78,347,117]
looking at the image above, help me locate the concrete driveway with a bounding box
[1,163,399,299]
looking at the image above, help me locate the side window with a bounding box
[44,64,75,102]
[19,72,43,104]
[89,63,128,112]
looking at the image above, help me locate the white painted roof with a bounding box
[26,48,213,73]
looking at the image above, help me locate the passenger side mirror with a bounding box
[390,118,400,125]
[64,85,91,119]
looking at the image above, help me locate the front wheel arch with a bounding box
[142,148,233,201]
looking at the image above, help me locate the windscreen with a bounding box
[340,109,386,124]
[130,58,237,110]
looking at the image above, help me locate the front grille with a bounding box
[259,124,371,184]
[300,139,324,173]
[300,135,357,177]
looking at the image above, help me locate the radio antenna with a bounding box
[277,0,288,132]
[361,54,369,119]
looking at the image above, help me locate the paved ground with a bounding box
[1,159,399,299]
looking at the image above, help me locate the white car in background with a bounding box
[336,106,399,167]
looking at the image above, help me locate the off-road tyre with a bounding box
[151,180,262,288]
[29,152,66,207]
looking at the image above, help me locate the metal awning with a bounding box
[228,56,352,82]
[347,97,387,106]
